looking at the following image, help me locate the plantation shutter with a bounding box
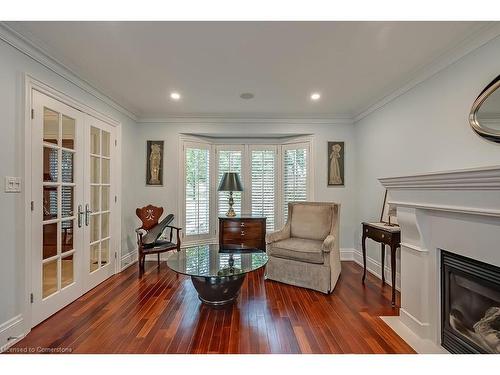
[251,148,276,231]
[283,144,309,222]
[185,146,210,236]
[217,149,243,216]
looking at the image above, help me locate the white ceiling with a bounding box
[6,21,492,119]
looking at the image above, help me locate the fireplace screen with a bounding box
[441,250,500,354]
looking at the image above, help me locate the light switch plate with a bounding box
[5,176,22,193]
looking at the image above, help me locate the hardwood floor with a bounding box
[10,261,414,354]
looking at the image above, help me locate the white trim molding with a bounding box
[23,74,123,334]
[341,248,401,291]
[121,251,138,271]
[378,165,500,190]
[0,22,137,121]
[0,315,26,353]
[354,22,500,122]
[379,165,500,351]
[4,21,500,124]
[138,116,353,125]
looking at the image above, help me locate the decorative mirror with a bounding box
[469,75,500,143]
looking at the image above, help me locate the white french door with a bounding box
[84,116,117,291]
[31,90,117,326]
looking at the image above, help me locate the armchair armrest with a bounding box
[321,235,335,253]
[135,228,145,247]
[265,223,290,244]
[166,225,182,246]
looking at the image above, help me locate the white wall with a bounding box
[126,121,358,252]
[4,23,500,350]
[0,37,137,345]
[354,35,500,270]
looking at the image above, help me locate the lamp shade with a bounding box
[217,172,243,192]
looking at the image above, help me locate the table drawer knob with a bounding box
[365,229,368,233]
[381,234,385,238]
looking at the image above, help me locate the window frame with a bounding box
[248,144,278,232]
[179,135,313,245]
[214,144,246,219]
[279,141,313,228]
[181,139,215,244]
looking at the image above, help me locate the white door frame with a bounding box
[23,74,122,331]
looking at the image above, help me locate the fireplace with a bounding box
[441,250,500,353]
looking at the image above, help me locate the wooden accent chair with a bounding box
[135,205,182,273]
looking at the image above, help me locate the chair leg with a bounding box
[157,253,160,266]
[139,254,145,274]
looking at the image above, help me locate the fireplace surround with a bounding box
[378,165,500,353]
[441,250,500,353]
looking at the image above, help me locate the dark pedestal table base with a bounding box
[191,274,246,307]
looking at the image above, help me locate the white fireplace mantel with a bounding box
[378,165,500,353]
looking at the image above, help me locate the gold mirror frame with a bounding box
[469,75,500,144]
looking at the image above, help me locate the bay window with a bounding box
[184,143,210,238]
[250,146,277,231]
[216,146,243,217]
[181,137,312,243]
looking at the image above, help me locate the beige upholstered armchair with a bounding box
[265,202,341,294]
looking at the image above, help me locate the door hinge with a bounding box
[114,139,117,147]
[114,195,117,203]
[31,109,34,119]
[114,252,117,259]
[30,201,34,211]
[30,293,33,303]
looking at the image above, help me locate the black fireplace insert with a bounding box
[441,250,500,354]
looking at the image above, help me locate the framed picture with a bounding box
[380,190,399,226]
[146,140,164,186]
[327,141,344,186]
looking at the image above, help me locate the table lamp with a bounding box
[217,172,243,217]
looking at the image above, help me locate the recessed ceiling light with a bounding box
[170,92,181,101]
[240,92,255,100]
[310,92,321,101]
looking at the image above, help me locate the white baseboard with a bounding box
[399,307,431,339]
[0,314,27,353]
[340,248,401,291]
[380,316,447,354]
[121,251,138,271]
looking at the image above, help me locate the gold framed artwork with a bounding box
[327,141,344,186]
[146,140,164,186]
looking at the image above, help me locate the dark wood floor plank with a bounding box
[8,261,415,354]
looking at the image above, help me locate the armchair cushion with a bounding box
[142,239,176,251]
[268,238,324,264]
[290,204,333,241]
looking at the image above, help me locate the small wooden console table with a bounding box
[361,222,401,306]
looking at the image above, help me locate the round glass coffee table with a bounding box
[167,244,268,307]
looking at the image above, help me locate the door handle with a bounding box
[77,205,84,228]
[85,204,92,226]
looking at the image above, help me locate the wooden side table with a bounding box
[361,222,401,306]
[219,216,266,250]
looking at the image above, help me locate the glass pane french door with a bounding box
[32,91,117,326]
[32,90,85,326]
[84,115,116,290]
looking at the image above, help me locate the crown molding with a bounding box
[137,115,353,125]
[0,22,138,122]
[379,165,500,191]
[354,22,500,123]
[4,21,499,126]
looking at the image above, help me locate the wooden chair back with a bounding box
[136,205,164,231]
